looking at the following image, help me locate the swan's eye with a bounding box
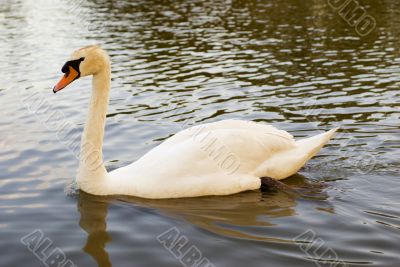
[61,57,85,74]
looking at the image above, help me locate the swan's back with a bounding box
[141,120,297,174]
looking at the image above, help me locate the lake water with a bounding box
[0,0,399,266]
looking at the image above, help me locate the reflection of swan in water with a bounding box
[77,174,330,266]
[78,193,112,267]
[121,189,298,241]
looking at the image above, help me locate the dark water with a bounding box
[0,0,399,266]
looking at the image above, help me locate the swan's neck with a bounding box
[77,67,110,190]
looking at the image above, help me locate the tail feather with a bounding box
[255,128,338,180]
[295,127,339,162]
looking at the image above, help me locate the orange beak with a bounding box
[53,66,80,93]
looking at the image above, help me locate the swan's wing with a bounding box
[162,119,294,147]
[109,120,297,198]
[108,120,336,198]
[137,119,296,175]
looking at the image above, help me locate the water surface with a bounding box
[0,0,399,266]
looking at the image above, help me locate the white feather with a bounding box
[61,46,338,199]
[106,120,337,198]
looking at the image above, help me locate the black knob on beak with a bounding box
[61,63,70,73]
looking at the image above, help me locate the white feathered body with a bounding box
[65,46,338,199]
[101,120,337,198]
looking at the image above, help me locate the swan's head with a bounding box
[53,45,110,93]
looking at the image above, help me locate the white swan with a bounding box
[53,45,338,199]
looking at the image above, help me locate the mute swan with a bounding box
[53,45,338,199]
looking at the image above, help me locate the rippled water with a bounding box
[0,0,399,266]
